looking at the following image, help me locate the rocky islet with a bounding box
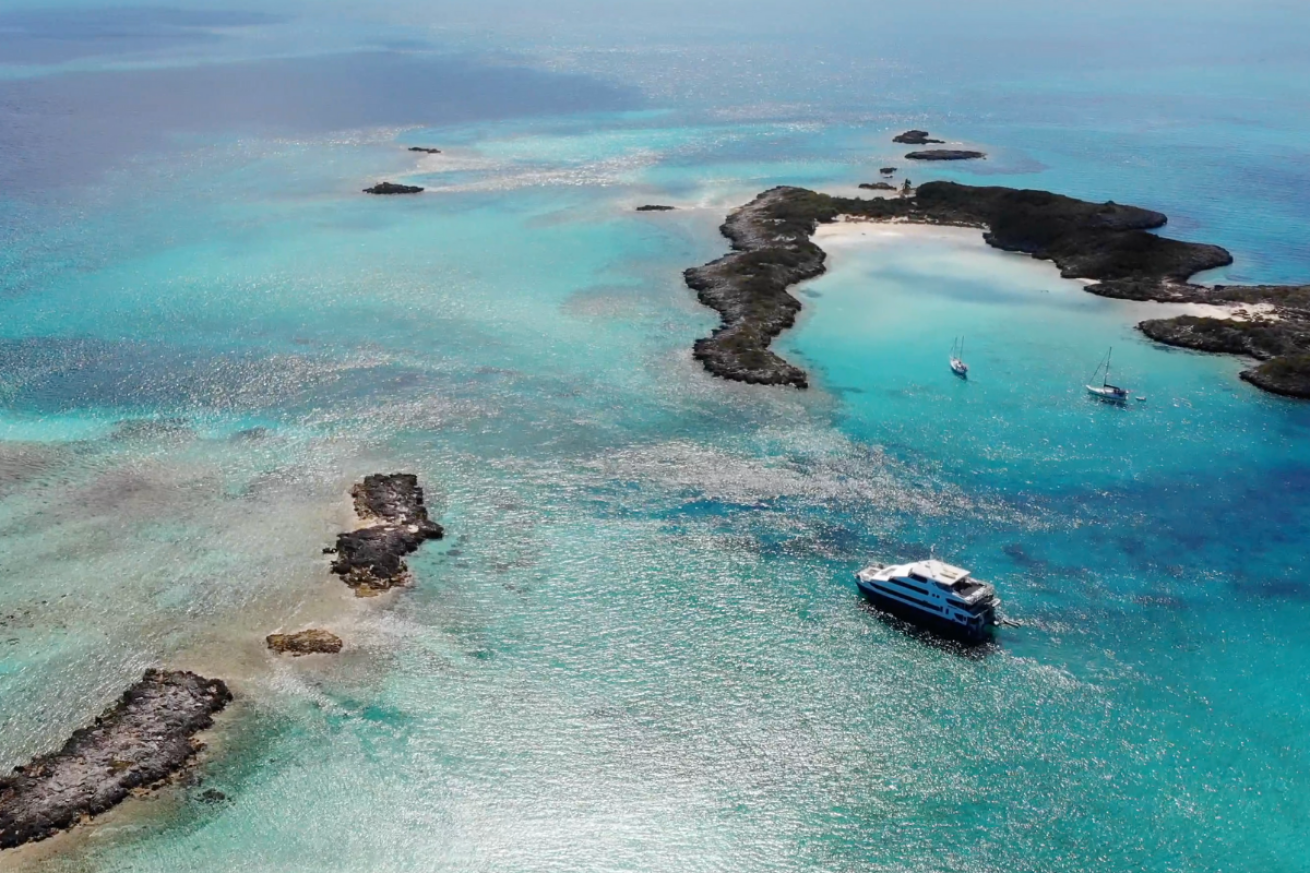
[329,473,445,595]
[363,182,424,195]
[0,670,232,850]
[892,130,944,145]
[905,149,987,161]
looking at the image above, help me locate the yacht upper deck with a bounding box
[897,560,993,600]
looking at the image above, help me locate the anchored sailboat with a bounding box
[1086,347,1129,402]
[950,336,969,378]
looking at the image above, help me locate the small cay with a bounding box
[892,130,945,145]
[0,670,231,850]
[364,182,424,195]
[330,473,444,596]
[905,149,986,161]
[684,182,1310,397]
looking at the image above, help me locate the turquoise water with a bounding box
[2,2,1310,871]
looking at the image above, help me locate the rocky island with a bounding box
[407,147,441,154]
[893,130,944,145]
[330,473,444,595]
[905,149,987,161]
[636,204,676,211]
[364,182,424,195]
[684,182,1310,397]
[0,670,231,850]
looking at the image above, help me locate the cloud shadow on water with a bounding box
[0,7,286,65]
[0,49,642,193]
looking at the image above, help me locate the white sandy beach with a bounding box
[812,217,1273,325]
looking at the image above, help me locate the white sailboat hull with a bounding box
[1086,385,1128,402]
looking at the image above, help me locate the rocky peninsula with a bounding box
[364,182,424,195]
[684,182,1310,397]
[329,473,444,595]
[0,670,231,850]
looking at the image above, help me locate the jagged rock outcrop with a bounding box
[364,182,424,195]
[0,670,231,850]
[330,474,443,595]
[266,629,344,655]
[893,130,944,145]
[636,205,676,211]
[407,147,441,154]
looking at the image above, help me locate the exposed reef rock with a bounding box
[407,147,441,154]
[266,629,343,655]
[859,182,896,191]
[893,130,944,145]
[636,204,676,211]
[331,473,444,596]
[0,670,231,850]
[683,182,1310,397]
[879,167,897,175]
[364,182,424,195]
[905,149,986,161]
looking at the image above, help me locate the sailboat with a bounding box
[950,337,969,378]
[1086,347,1129,402]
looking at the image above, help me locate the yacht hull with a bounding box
[856,579,994,644]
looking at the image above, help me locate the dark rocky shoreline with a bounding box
[329,473,444,595]
[684,182,1310,397]
[1139,309,1310,397]
[0,670,231,850]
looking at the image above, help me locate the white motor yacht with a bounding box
[855,559,999,642]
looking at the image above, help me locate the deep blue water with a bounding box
[2,2,1309,871]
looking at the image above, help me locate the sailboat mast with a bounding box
[1105,347,1113,387]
